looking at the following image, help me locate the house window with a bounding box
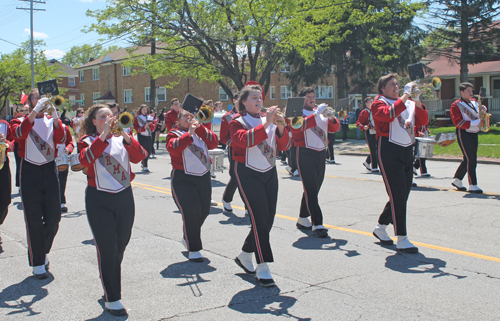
[92,68,99,80]
[316,86,333,99]
[219,87,228,101]
[93,92,100,100]
[79,70,84,82]
[123,66,132,76]
[280,64,291,73]
[145,87,151,102]
[68,77,75,87]
[280,86,292,99]
[69,95,76,106]
[124,89,133,103]
[157,87,166,101]
[270,86,276,100]
[80,93,85,106]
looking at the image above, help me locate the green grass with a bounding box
[429,126,500,158]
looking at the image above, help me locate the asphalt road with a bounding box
[1,148,499,320]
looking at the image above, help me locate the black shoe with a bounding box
[312,228,329,238]
[106,308,128,316]
[296,222,312,230]
[0,235,2,244]
[451,182,467,192]
[234,257,256,275]
[61,206,68,213]
[189,257,205,263]
[411,182,417,188]
[33,272,48,279]
[397,247,419,253]
[256,277,276,287]
[372,232,394,245]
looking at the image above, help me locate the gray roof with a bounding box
[48,59,78,77]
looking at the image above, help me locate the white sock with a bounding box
[374,224,392,241]
[312,224,327,231]
[189,251,203,259]
[237,250,255,272]
[105,300,124,310]
[297,217,312,228]
[396,236,415,249]
[256,263,272,280]
[33,265,46,275]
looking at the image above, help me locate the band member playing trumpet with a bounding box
[10,88,65,279]
[357,97,379,172]
[291,87,339,238]
[0,119,13,244]
[78,104,148,316]
[133,104,155,172]
[450,82,485,193]
[371,74,428,253]
[166,109,218,262]
[230,85,291,287]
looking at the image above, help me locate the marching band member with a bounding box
[78,104,147,316]
[11,105,28,192]
[56,120,75,213]
[0,119,13,244]
[230,85,291,287]
[133,104,155,172]
[450,82,485,193]
[10,89,65,279]
[413,125,430,177]
[150,110,158,159]
[371,74,428,253]
[357,97,379,172]
[70,108,85,148]
[166,109,218,262]
[291,87,339,237]
[154,107,166,150]
[165,98,181,133]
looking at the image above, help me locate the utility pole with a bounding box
[149,0,157,112]
[17,0,46,89]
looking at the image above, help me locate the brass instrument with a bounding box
[0,142,8,170]
[111,112,134,135]
[476,88,490,132]
[338,109,347,119]
[44,94,66,115]
[195,105,215,123]
[400,77,442,94]
[258,105,286,126]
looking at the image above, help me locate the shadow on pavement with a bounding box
[62,210,86,219]
[218,210,250,226]
[82,239,95,246]
[0,275,53,317]
[462,193,500,200]
[292,236,360,257]
[160,259,216,297]
[385,252,467,279]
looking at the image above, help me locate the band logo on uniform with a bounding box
[98,153,130,188]
[29,130,55,162]
[456,101,478,121]
[396,114,415,141]
[187,144,211,171]
[310,126,327,148]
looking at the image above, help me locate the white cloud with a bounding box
[44,49,66,60]
[24,28,49,39]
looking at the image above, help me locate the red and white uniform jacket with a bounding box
[415,125,429,138]
[55,124,75,157]
[10,116,65,165]
[372,95,428,147]
[291,109,339,151]
[356,109,376,135]
[230,112,292,173]
[0,120,13,164]
[220,110,236,146]
[166,126,218,176]
[450,98,486,133]
[78,134,147,193]
[164,109,179,133]
[133,114,156,136]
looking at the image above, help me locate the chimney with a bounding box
[89,57,95,62]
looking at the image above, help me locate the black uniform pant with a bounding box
[287,145,297,171]
[171,169,211,252]
[151,130,159,154]
[327,133,336,161]
[14,142,21,187]
[297,147,326,226]
[377,137,413,236]
[454,129,478,185]
[58,169,68,204]
[0,159,12,225]
[86,186,135,303]
[364,131,378,169]
[137,134,152,167]
[20,159,61,266]
[223,146,242,203]
[235,162,278,264]
[413,158,427,174]
[341,123,349,140]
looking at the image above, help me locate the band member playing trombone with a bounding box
[166,109,218,262]
[450,82,485,193]
[291,87,339,238]
[357,97,379,172]
[133,104,155,172]
[371,74,428,253]
[230,85,291,286]
[10,89,65,279]
[78,104,147,316]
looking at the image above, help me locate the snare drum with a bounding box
[70,154,85,172]
[55,154,69,172]
[438,132,456,147]
[415,137,435,158]
[208,148,225,172]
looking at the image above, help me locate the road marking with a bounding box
[131,181,500,263]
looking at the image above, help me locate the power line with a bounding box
[0,38,22,47]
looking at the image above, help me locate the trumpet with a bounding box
[476,90,490,132]
[195,105,214,123]
[111,112,134,135]
[400,77,442,94]
[43,94,66,115]
[258,105,286,126]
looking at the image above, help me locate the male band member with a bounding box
[340,111,350,141]
[165,98,182,133]
[10,89,65,278]
[56,121,74,213]
[450,82,485,193]
[291,87,339,237]
[371,74,428,253]
[357,97,379,172]
[0,119,13,244]
[11,105,28,192]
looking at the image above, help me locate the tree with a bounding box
[62,44,122,67]
[0,40,63,115]
[425,0,500,82]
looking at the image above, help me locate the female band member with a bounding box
[357,97,378,172]
[166,109,218,262]
[78,105,148,316]
[56,120,74,213]
[230,85,291,287]
[133,104,155,172]
[10,105,28,192]
[0,119,13,244]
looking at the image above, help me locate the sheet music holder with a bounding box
[284,97,305,118]
[182,93,204,114]
[37,79,59,96]
[408,63,425,81]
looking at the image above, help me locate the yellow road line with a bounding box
[132,182,500,263]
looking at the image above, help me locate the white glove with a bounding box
[314,103,327,116]
[404,81,417,96]
[53,109,59,120]
[34,97,50,113]
[470,119,480,126]
[412,88,423,101]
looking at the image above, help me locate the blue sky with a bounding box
[0,0,129,59]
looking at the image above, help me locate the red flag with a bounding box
[20,91,28,105]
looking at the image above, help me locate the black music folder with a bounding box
[182,93,204,113]
[285,97,305,118]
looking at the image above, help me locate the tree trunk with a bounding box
[459,0,469,83]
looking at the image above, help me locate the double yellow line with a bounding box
[131,181,500,263]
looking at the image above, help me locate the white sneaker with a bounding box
[372,224,393,245]
[210,199,218,206]
[210,172,216,178]
[256,263,275,287]
[189,251,204,262]
[235,251,255,274]
[286,166,293,175]
[451,178,466,191]
[396,236,418,253]
[468,185,483,194]
[142,167,150,172]
[371,168,379,173]
[363,161,371,171]
[222,200,233,212]
[105,300,127,316]
[293,170,299,177]
[296,217,312,229]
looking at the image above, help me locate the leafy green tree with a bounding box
[62,44,122,67]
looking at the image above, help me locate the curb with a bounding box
[340,151,500,165]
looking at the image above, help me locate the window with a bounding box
[68,77,75,87]
[79,70,84,82]
[157,87,166,101]
[270,86,276,100]
[219,87,228,101]
[80,93,85,106]
[69,95,76,107]
[92,68,99,80]
[145,87,151,102]
[93,92,100,100]
[124,89,133,103]
[280,86,292,99]
[280,64,291,73]
[316,86,333,99]
[123,66,132,76]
